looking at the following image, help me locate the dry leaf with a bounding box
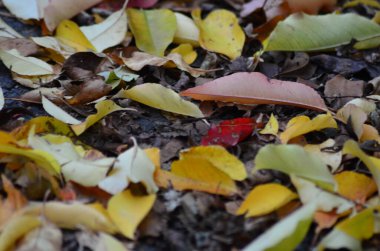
[192,9,245,60]
[174,12,199,46]
[127,8,176,56]
[0,49,54,76]
[71,100,134,136]
[56,20,96,52]
[99,139,158,195]
[259,113,279,136]
[116,83,204,118]
[16,224,62,251]
[180,72,328,111]
[237,183,298,217]
[280,113,338,144]
[107,189,156,239]
[336,104,367,139]
[304,139,342,172]
[41,96,82,125]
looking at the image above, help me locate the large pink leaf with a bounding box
[180,72,328,111]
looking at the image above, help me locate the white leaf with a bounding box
[174,12,199,46]
[41,96,82,125]
[3,0,43,20]
[99,139,158,194]
[318,229,361,251]
[0,87,4,111]
[0,49,54,76]
[0,18,23,38]
[81,8,128,52]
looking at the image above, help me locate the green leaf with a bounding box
[254,144,336,190]
[117,83,204,118]
[243,202,317,251]
[264,13,380,51]
[127,8,177,56]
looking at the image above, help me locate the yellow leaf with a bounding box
[336,104,367,139]
[237,183,298,217]
[192,9,245,60]
[0,143,61,175]
[343,140,380,194]
[56,20,96,52]
[71,100,134,136]
[107,189,156,239]
[127,8,176,56]
[11,116,74,140]
[280,113,338,144]
[169,43,197,65]
[165,157,238,196]
[97,233,129,251]
[0,215,41,251]
[260,113,279,135]
[42,96,82,125]
[335,171,377,204]
[0,49,54,76]
[337,208,375,240]
[144,148,160,170]
[117,83,203,118]
[179,145,247,180]
[360,124,380,143]
[22,202,117,233]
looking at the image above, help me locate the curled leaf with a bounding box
[41,96,82,125]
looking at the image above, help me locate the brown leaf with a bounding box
[0,38,39,56]
[180,72,327,111]
[66,77,112,105]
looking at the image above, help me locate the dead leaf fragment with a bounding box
[41,96,82,125]
[180,72,327,111]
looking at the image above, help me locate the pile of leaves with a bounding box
[0,0,380,250]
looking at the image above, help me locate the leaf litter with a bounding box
[0,0,380,250]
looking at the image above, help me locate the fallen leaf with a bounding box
[2,0,41,20]
[361,124,380,143]
[0,176,28,227]
[237,183,298,217]
[335,171,377,204]
[169,43,197,65]
[0,49,54,76]
[292,176,354,214]
[259,113,279,136]
[41,96,82,125]
[166,157,239,195]
[127,8,176,56]
[116,83,204,118]
[336,104,367,139]
[0,215,41,251]
[128,0,158,8]
[94,233,128,251]
[173,12,200,46]
[44,0,103,31]
[99,139,158,194]
[243,202,317,251]
[0,87,4,111]
[107,189,156,239]
[56,20,96,52]
[304,139,342,172]
[343,0,380,9]
[254,144,336,189]
[71,100,134,136]
[178,145,247,181]
[0,38,39,57]
[286,0,337,14]
[318,208,375,250]
[16,224,62,251]
[346,98,376,114]
[264,13,380,51]
[180,72,328,111]
[192,9,245,60]
[21,202,117,233]
[66,77,112,105]
[201,118,261,147]
[123,51,209,77]
[280,113,338,144]
[81,5,128,52]
[31,36,72,62]
[343,140,380,194]
[0,17,23,38]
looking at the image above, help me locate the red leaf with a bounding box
[180,72,328,111]
[201,118,263,147]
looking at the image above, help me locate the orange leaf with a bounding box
[314,210,340,232]
[180,72,327,111]
[0,175,28,227]
[335,171,377,204]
